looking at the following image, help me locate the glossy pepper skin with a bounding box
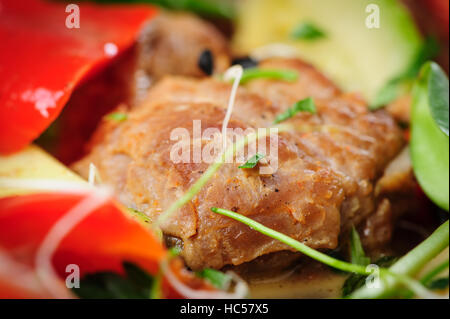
[0,192,214,298]
[0,0,158,154]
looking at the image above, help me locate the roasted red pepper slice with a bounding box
[0,192,165,298]
[0,0,157,154]
[0,192,215,298]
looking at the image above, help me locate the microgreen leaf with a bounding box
[106,112,128,122]
[196,268,232,290]
[238,153,265,169]
[291,22,326,41]
[341,228,371,297]
[273,97,316,124]
[342,256,397,297]
[239,68,299,84]
[411,62,449,211]
[350,227,370,266]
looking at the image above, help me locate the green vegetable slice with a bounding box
[428,63,449,136]
[410,62,449,211]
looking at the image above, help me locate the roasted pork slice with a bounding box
[73,58,404,270]
[132,12,231,104]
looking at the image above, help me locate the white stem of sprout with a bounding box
[88,162,102,186]
[222,65,243,151]
[0,248,45,296]
[34,187,112,298]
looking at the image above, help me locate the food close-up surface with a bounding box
[0,0,449,303]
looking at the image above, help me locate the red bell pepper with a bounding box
[0,192,213,298]
[0,0,158,154]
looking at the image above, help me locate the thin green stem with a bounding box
[212,207,439,298]
[211,207,369,275]
[421,259,449,285]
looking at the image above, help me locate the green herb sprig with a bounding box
[349,227,370,266]
[238,153,265,169]
[196,268,232,290]
[273,97,316,124]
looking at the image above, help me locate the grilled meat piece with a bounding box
[73,58,404,270]
[132,12,231,104]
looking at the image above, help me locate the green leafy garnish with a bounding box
[291,22,326,41]
[411,62,449,211]
[238,153,265,169]
[349,227,370,266]
[72,262,154,299]
[342,256,397,297]
[427,277,449,290]
[273,97,316,124]
[196,268,232,290]
[370,37,439,110]
[106,112,128,122]
[239,68,299,85]
[341,228,370,297]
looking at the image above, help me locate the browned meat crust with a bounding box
[131,12,231,104]
[73,58,404,270]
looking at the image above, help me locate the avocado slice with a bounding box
[233,0,423,102]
